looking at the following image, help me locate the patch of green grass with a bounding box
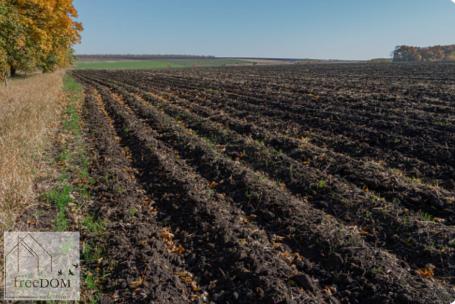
[74,59,246,70]
[420,212,434,222]
[128,207,138,217]
[57,171,71,182]
[60,74,101,302]
[55,209,69,231]
[46,75,85,231]
[64,74,83,95]
[45,184,73,231]
[82,242,103,263]
[46,184,72,208]
[63,104,81,136]
[81,240,103,301]
[317,179,327,189]
[84,274,97,290]
[82,215,105,234]
[77,184,90,200]
[63,75,83,137]
[57,149,70,163]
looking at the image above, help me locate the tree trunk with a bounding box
[10,66,16,77]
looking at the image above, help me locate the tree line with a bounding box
[0,0,82,77]
[393,45,455,62]
[77,55,216,61]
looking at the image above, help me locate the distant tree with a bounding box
[393,45,455,62]
[447,51,455,61]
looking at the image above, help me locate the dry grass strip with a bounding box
[0,71,65,234]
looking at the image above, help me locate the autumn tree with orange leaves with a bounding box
[0,0,82,76]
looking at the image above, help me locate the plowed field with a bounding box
[73,63,455,303]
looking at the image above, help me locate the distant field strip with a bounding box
[75,58,247,70]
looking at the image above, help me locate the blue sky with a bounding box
[73,0,455,60]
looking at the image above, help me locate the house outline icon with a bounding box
[5,233,53,273]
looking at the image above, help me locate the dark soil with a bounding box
[72,63,455,304]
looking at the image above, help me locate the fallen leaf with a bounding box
[171,244,185,255]
[416,265,435,278]
[128,277,144,289]
[160,228,174,241]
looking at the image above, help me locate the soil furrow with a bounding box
[78,76,455,304]
[89,81,330,304]
[73,64,455,304]
[127,72,455,136]
[82,86,193,303]
[99,74,455,218]
[96,77,455,282]
[104,71,454,189]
